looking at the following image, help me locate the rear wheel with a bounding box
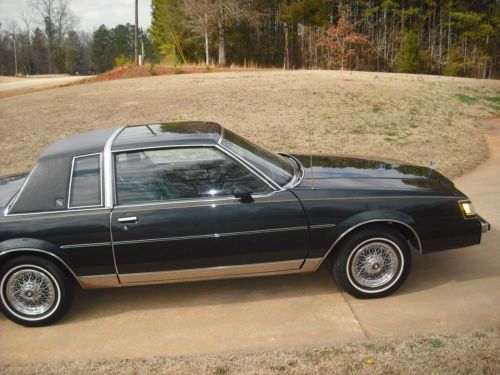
[0,256,74,327]
[331,226,412,298]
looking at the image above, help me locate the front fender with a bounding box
[308,209,421,266]
[332,209,417,238]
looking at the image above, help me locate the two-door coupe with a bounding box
[0,122,489,326]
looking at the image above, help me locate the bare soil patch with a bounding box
[2,329,497,375]
[0,70,498,178]
[93,64,267,81]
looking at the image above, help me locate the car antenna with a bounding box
[306,90,315,186]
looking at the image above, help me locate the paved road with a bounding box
[0,76,91,92]
[0,120,498,365]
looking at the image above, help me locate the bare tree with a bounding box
[31,0,76,73]
[213,0,249,65]
[20,8,34,74]
[31,0,55,73]
[181,0,216,66]
[5,20,20,75]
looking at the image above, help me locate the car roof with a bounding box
[8,121,223,214]
[111,121,222,152]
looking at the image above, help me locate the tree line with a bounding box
[0,0,155,76]
[1,0,498,78]
[151,0,499,78]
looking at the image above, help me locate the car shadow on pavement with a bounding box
[63,267,340,324]
[396,227,500,296]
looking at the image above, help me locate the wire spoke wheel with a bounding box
[5,268,57,317]
[350,241,399,289]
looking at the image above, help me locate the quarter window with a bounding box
[115,147,272,205]
[69,154,102,208]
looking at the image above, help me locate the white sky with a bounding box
[0,0,152,32]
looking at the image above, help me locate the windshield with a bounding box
[221,129,295,187]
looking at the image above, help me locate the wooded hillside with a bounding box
[1,0,498,78]
[151,0,499,78]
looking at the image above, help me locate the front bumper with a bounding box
[478,216,490,234]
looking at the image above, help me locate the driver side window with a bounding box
[115,147,272,205]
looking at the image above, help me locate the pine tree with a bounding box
[395,30,420,73]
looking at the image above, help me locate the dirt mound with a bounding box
[94,65,162,81]
[94,64,264,81]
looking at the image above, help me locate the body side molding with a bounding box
[77,258,323,288]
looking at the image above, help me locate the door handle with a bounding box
[117,216,137,223]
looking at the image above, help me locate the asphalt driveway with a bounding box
[0,119,498,365]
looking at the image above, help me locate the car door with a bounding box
[110,146,309,284]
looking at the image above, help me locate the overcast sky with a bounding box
[0,0,152,31]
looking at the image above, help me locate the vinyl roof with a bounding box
[9,121,223,214]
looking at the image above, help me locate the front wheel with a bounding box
[0,256,74,327]
[331,226,412,298]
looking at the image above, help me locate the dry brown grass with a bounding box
[0,70,498,178]
[2,328,498,375]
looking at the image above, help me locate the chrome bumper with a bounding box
[478,216,490,234]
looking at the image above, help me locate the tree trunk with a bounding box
[204,30,210,66]
[27,25,32,75]
[283,22,289,69]
[134,0,138,65]
[218,19,226,65]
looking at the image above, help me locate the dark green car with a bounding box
[0,122,489,326]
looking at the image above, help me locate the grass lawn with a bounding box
[0,70,498,178]
[2,328,497,375]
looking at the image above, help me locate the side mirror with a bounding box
[233,187,254,203]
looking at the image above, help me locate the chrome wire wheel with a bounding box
[4,267,57,317]
[349,240,400,289]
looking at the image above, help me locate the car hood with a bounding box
[292,154,458,194]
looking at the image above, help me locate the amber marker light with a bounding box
[459,201,476,218]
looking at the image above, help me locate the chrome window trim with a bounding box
[0,248,83,287]
[313,219,423,271]
[218,126,224,144]
[67,153,104,209]
[218,129,302,190]
[278,152,305,190]
[113,190,281,210]
[217,143,283,190]
[111,144,278,207]
[3,207,110,218]
[104,126,126,208]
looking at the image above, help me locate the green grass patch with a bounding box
[454,93,479,104]
[472,331,488,339]
[364,343,395,353]
[423,338,444,349]
[372,104,382,113]
[213,366,229,375]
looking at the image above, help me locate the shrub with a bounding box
[114,54,131,66]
